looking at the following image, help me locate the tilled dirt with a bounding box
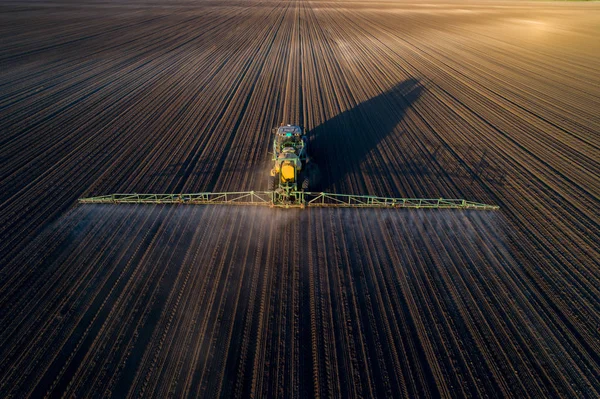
[0,0,599,397]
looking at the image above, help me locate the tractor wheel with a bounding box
[302,176,310,190]
[270,175,279,190]
[304,161,320,191]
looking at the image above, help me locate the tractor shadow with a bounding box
[309,79,423,192]
[309,79,506,195]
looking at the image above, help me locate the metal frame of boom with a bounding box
[78,191,499,210]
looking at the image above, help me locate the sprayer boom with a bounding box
[78,191,499,210]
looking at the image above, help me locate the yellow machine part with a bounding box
[281,162,295,182]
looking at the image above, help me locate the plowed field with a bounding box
[1,0,599,397]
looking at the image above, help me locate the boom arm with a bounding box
[78,191,499,210]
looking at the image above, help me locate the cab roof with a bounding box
[276,125,302,135]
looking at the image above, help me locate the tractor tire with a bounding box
[302,176,310,190]
[304,161,320,191]
[270,175,279,190]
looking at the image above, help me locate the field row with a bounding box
[0,0,599,396]
[1,205,598,397]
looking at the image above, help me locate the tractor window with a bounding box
[277,134,299,147]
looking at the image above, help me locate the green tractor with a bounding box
[270,125,311,204]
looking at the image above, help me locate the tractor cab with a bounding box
[273,124,306,161]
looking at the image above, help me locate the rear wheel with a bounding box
[304,161,320,191]
[302,176,310,190]
[270,175,279,190]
